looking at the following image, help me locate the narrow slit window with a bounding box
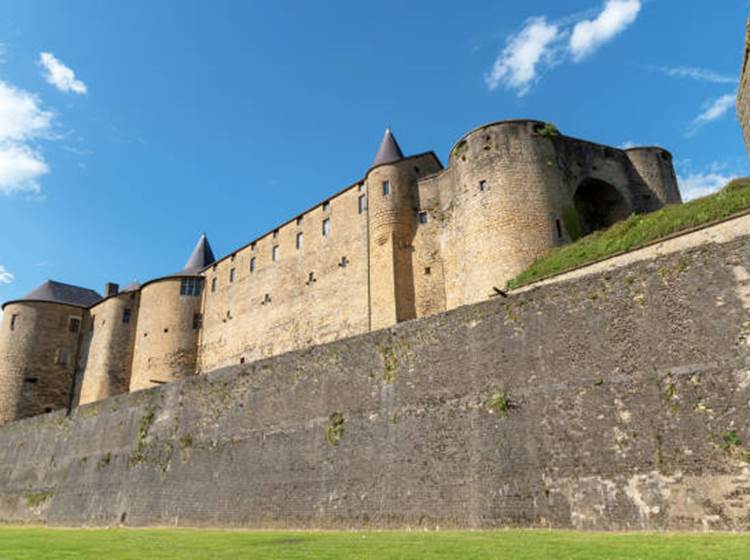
[418,211,428,224]
[382,180,390,196]
[211,277,217,293]
[555,218,563,239]
[358,194,367,214]
[229,268,236,283]
[10,314,18,331]
[123,309,131,324]
[272,245,280,261]
[250,256,256,272]
[296,232,304,250]
[322,218,331,237]
[307,271,316,284]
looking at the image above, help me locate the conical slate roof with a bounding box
[372,127,404,166]
[19,280,101,308]
[181,233,216,274]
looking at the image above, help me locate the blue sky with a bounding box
[0,0,748,305]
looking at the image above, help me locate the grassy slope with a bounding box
[507,178,750,289]
[1,528,750,559]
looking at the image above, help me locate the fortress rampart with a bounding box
[0,225,748,530]
[0,120,681,424]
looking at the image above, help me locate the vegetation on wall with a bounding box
[508,178,750,288]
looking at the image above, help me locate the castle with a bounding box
[0,120,681,425]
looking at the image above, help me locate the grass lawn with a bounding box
[507,177,750,289]
[0,528,748,559]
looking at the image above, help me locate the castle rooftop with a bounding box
[4,280,102,310]
[180,233,216,275]
[372,127,404,166]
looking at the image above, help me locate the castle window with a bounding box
[123,309,131,324]
[296,232,304,250]
[10,314,17,331]
[418,211,428,225]
[322,218,331,237]
[382,180,390,196]
[229,268,236,283]
[296,216,303,226]
[322,200,330,212]
[358,183,365,192]
[56,349,69,366]
[479,180,488,192]
[68,317,81,334]
[272,245,280,261]
[250,256,256,273]
[424,267,431,275]
[555,219,563,239]
[251,242,256,251]
[358,195,367,214]
[262,293,271,305]
[211,278,217,293]
[273,229,279,240]
[192,313,202,330]
[307,271,316,285]
[180,277,203,296]
[230,253,236,262]
[339,256,349,268]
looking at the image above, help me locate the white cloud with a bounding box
[39,52,87,95]
[688,93,736,137]
[650,65,737,84]
[570,0,641,62]
[619,140,637,149]
[0,81,54,195]
[485,17,561,95]
[0,265,14,285]
[677,171,733,201]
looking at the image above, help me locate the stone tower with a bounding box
[0,281,101,423]
[128,234,216,391]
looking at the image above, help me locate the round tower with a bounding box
[0,281,101,424]
[78,283,140,405]
[366,128,420,330]
[129,234,215,391]
[625,147,682,207]
[442,120,567,308]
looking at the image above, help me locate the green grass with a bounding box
[0,528,749,559]
[507,177,750,289]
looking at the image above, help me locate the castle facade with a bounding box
[0,120,681,424]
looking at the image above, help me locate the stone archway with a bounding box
[573,179,631,236]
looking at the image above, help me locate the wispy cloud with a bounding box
[486,0,641,95]
[677,171,733,201]
[687,93,736,137]
[39,52,87,95]
[570,0,641,62]
[619,140,637,149]
[648,65,738,84]
[0,81,54,195]
[0,265,14,285]
[484,17,561,95]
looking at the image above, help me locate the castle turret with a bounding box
[78,282,140,405]
[129,234,215,391]
[625,147,682,209]
[0,281,100,424]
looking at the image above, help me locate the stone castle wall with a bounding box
[0,231,748,530]
[739,16,750,160]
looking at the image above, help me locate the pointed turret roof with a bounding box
[19,280,102,308]
[181,233,216,274]
[372,127,404,166]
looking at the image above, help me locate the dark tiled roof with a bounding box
[373,128,404,166]
[181,233,216,274]
[20,280,101,308]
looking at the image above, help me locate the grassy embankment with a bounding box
[508,178,750,289]
[1,528,750,559]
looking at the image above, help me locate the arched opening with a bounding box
[573,179,631,236]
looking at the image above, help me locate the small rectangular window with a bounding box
[180,277,202,296]
[192,313,202,330]
[418,211,428,224]
[10,314,18,331]
[382,180,390,196]
[358,194,367,214]
[250,256,256,272]
[68,317,81,334]
[229,268,236,283]
[123,309,131,324]
[322,200,330,212]
[273,229,279,239]
[272,245,280,261]
[56,349,69,366]
[322,218,331,237]
[296,232,304,250]
[211,277,217,293]
[479,180,488,192]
